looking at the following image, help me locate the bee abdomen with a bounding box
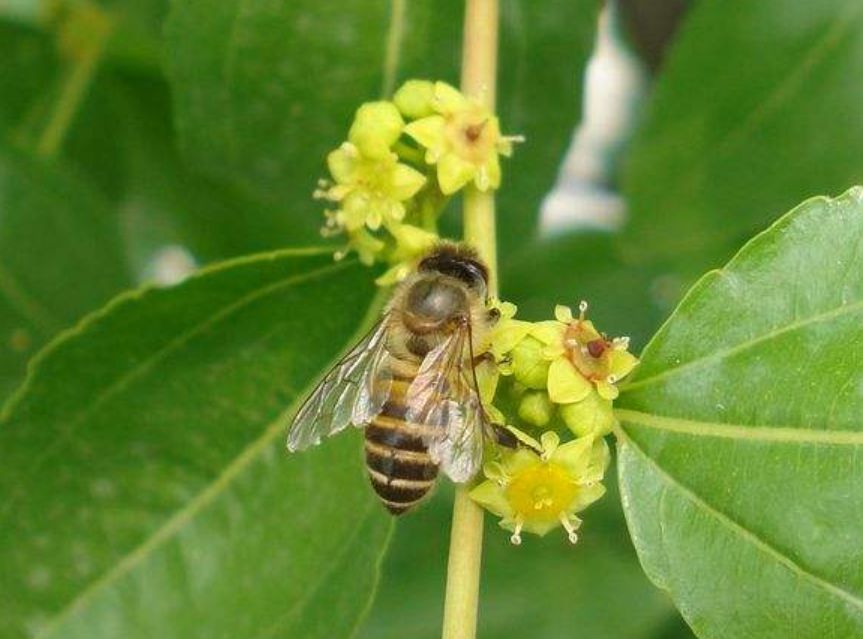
[364,414,439,515]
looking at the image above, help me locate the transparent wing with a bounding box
[405,323,487,483]
[287,317,392,451]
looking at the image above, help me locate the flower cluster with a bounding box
[316,80,520,284]
[470,298,639,544]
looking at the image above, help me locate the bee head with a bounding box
[417,243,489,297]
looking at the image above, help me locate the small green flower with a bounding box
[403,81,521,195]
[348,101,405,160]
[535,302,639,402]
[320,142,426,232]
[470,431,608,544]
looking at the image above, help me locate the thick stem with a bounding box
[36,6,112,158]
[441,2,499,639]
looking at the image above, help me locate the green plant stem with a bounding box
[36,9,112,158]
[381,0,406,97]
[441,2,499,639]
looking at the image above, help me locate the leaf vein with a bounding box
[616,409,863,445]
[623,298,863,392]
[0,262,347,523]
[618,428,863,612]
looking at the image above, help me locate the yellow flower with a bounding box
[534,302,639,402]
[470,431,608,544]
[320,142,426,232]
[403,82,521,195]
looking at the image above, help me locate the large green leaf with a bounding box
[0,145,130,399]
[622,1,863,269]
[165,0,597,253]
[0,249,391,638]
[616,188,863,637]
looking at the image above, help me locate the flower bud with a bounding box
[393,80,436,118]
[559,392,615,438]
[518,391,554,428]
[348,101,404,160]
[509,335,550,390]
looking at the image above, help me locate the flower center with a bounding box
[504,463,578,523]
[446,108,497,163]
[563,322,610,380]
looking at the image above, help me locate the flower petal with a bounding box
[469,480,513,518]
[607,348,640,379]
[595,380,620,400]
[547,358,592,404]
[327,144,359,184]
[530,320,564,347]
[404,115,446,153]
[389,162,427,201]
[437,152,476,194]
[554,305,573,323]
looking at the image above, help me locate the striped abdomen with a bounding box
[364,368,439,515]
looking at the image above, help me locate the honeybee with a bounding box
[287,243,503,514]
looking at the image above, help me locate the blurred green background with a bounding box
[2,0,862,637]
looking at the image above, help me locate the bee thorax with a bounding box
[403,277,468,333]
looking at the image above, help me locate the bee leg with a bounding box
[491,423,519,449]
[472,351,495,367]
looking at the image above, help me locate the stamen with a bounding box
[613,336,630,350]
[607,374,618,384]
[578,300,588,321]
[560,515,579,545]
[510,520,523,546]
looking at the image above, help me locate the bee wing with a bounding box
[287,316,392,451]
[405,323,487,483]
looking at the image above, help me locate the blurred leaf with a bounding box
[502,231,683,351]
[617,188,863,637]
[165,0,598,253]
[0,249,391,638]
[622,1,863,270]
[0,21,56,130]
[361,472,694,639]
[0,145,130,399]
[101,75,318,276]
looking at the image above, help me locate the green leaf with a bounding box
[616,187,863,638]
[0,249,391,638]
[622,1,863,269]
[165,0,597,251]
[0,145,130,399]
